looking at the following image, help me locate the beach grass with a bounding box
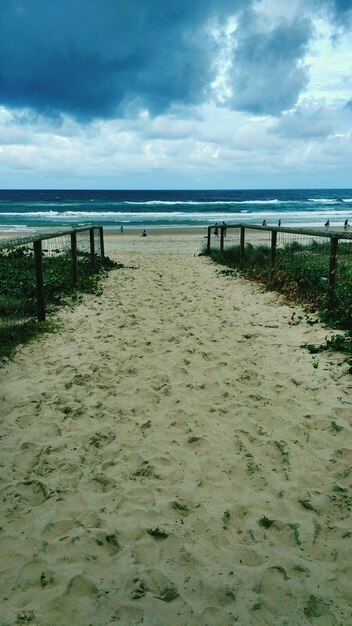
[0,318,59,361]
[0,248,120,361]
[209,240,352,358]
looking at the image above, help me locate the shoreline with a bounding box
[0,224,351,240]
[0,226,208,240]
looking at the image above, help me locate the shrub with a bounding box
[209,238,352,333]
[0,246,121,360]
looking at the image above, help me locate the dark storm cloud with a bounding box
[0,0,246,119]
[227,12,313,115]
[1,0,343,122]
[311,0,352,26]
[328,0,352,20]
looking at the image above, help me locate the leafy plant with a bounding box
[0,246,121,361]
[208,238,352,359]
[0,319,59,361]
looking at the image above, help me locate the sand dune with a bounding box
[1,231,351,625]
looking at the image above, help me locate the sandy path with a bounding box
[1,233,352,626]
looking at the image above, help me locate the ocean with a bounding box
[0,189,352,232]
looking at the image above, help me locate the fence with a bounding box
[206,224,352,323]
[0,226,105,339]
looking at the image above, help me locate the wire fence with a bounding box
[0,226,105,345]
[207,224,352,327]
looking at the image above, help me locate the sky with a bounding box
[0,0,352,189]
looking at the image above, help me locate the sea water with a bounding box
[0,189,351,232]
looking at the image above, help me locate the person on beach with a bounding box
[214,223,219,237]
[325,219,330,229]
[344,219,349,229]
[262,219,267,227]
[278,219,281,227]
[141,229,147,237]
[222,221,227,236]
[120,225,124,234]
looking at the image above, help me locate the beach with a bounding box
[1,230,352,625]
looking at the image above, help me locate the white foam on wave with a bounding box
[309,198,340,204]
[124,199,291,206]
[1,207,351,223]
[0,211,61,217]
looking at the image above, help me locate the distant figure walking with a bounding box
[325,220,330,229]
[214,223,219,237]
[120,225,124,234]
[344,219,349,229]
[262,219,267,227]
[278,219,281,227]
[141,229,147,237]
[222,221,227,237]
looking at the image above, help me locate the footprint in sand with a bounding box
[14,479,52,506]
[129,569,179,603]
[64,573,99,598]
[89,430,116,448]
[85,473,116,494]
[16,558,55,591]
[41,518,77,541]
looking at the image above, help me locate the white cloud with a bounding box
[0,1,351,188]
[303,18,352,101]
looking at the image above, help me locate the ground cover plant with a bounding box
[209,239,352,361]
[0,246,120,361]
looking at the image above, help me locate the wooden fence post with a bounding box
[33,239,45,321]
[220,227,225,253]
[240,226,245,268]
[71,231,78,284]
[328,236,338,300]
[89,228,95,274]
[206,226,211,254]
[271,230,277,278]
[99,226,105,259]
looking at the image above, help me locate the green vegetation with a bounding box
[301,330,352,370]
[0,246,121,361]
[210,240,332,309]
[0,319,60,362]
[208,239,352,360]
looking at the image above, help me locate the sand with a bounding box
[1,230,352,626]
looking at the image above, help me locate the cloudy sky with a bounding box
[1,0,352,189]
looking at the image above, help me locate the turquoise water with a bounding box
[0,189,351,232]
